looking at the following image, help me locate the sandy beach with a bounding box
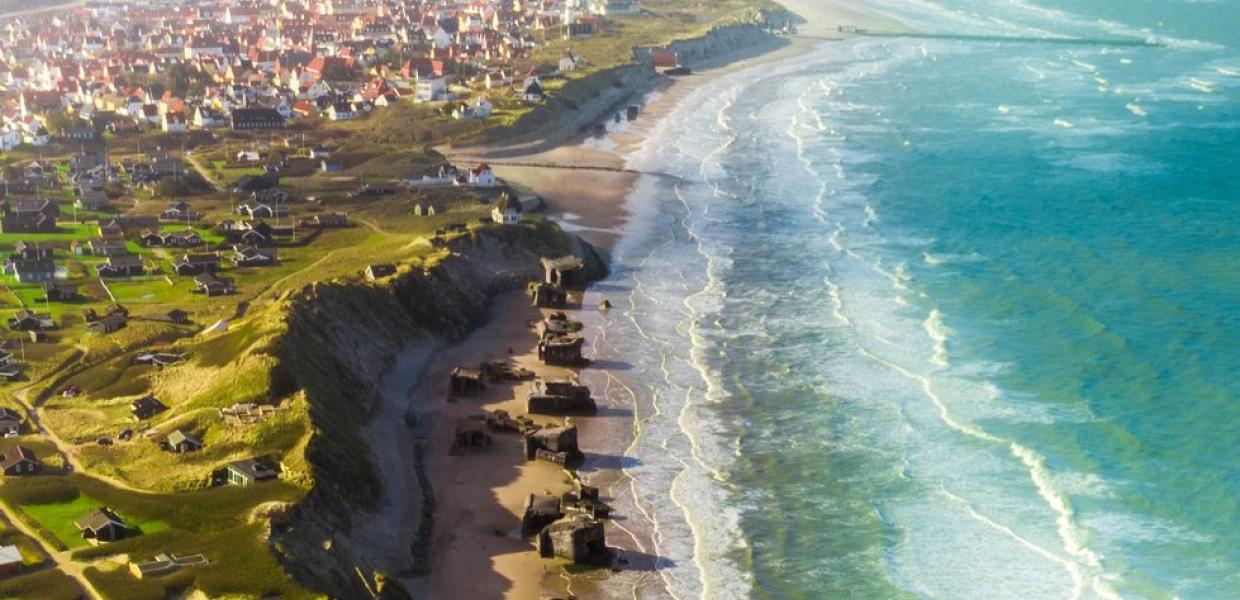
[404,290,582,599]
[400,1,903,597]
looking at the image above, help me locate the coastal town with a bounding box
[0,0,793,597]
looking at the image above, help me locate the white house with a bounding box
[559,52,579,73]
[161,111,188,133]
[429,27,452,49]
[303,80,333,100]
[491,193,522,225]
[415,77,447,103]
[325,102,355,121]
[468,163,497,187]
[23,127,50,146]
[192,106,227,129]
[0,129,21,152]
[589,0,641,15]
[522,78,545,102]
[452,97,493,120]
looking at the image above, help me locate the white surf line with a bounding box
[939,485,1086,598]
[587,312,660,576]
[620,171,744,600]
[623,233,696,600]
[922,308,950,368]
[652,95,776,598]
[850,343,1124,599]
[790,80,836,226]
[789,110,1119,594]
[813,273,1123,600]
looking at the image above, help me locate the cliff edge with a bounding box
[269,226,606,598]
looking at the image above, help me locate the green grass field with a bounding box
[19,493,168,549]
[0,509,48,567]
[0,221,95,246]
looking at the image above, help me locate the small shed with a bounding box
[0,407,22,435]
[364,264,396,281]
[130,395,167,420]
[226,458,278,487]
[167,429,203,453]
[0,545,21,577]
[651,50,679,69]
[87,313,128,335]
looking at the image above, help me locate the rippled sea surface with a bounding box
[595,0,1239,597]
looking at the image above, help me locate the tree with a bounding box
[43,108,85,134]
[155,176,194,198]
[161,63,211,97]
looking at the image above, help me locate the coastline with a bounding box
[407,1,902,597]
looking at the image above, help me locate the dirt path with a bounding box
[0,491,104,600]
[184,153,226,194]
[14,387,154,496]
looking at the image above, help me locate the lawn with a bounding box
[104,275,200,305]
[0,221,95,246]
[19,493,168,549]
[0,474,315,599]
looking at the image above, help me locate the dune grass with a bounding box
[0,474,313,599]
[0,568,83,600]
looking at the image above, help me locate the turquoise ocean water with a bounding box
[591,0,1240,598]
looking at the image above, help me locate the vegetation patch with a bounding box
[17,492,167,549]
[0,568,83,600]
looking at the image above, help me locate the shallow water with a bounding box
[592,0,1239,598]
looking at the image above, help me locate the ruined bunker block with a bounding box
[524,422,584,466]
[449,367,485,397]
[451,417,492,455]
[537,334,585,366]
[527,379,596,415]
[541,256,585,288]
[521,494,563,537]
[538,514,608,564]
[529,282,568,308]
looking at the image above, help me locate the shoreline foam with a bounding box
[410,1,908,596]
